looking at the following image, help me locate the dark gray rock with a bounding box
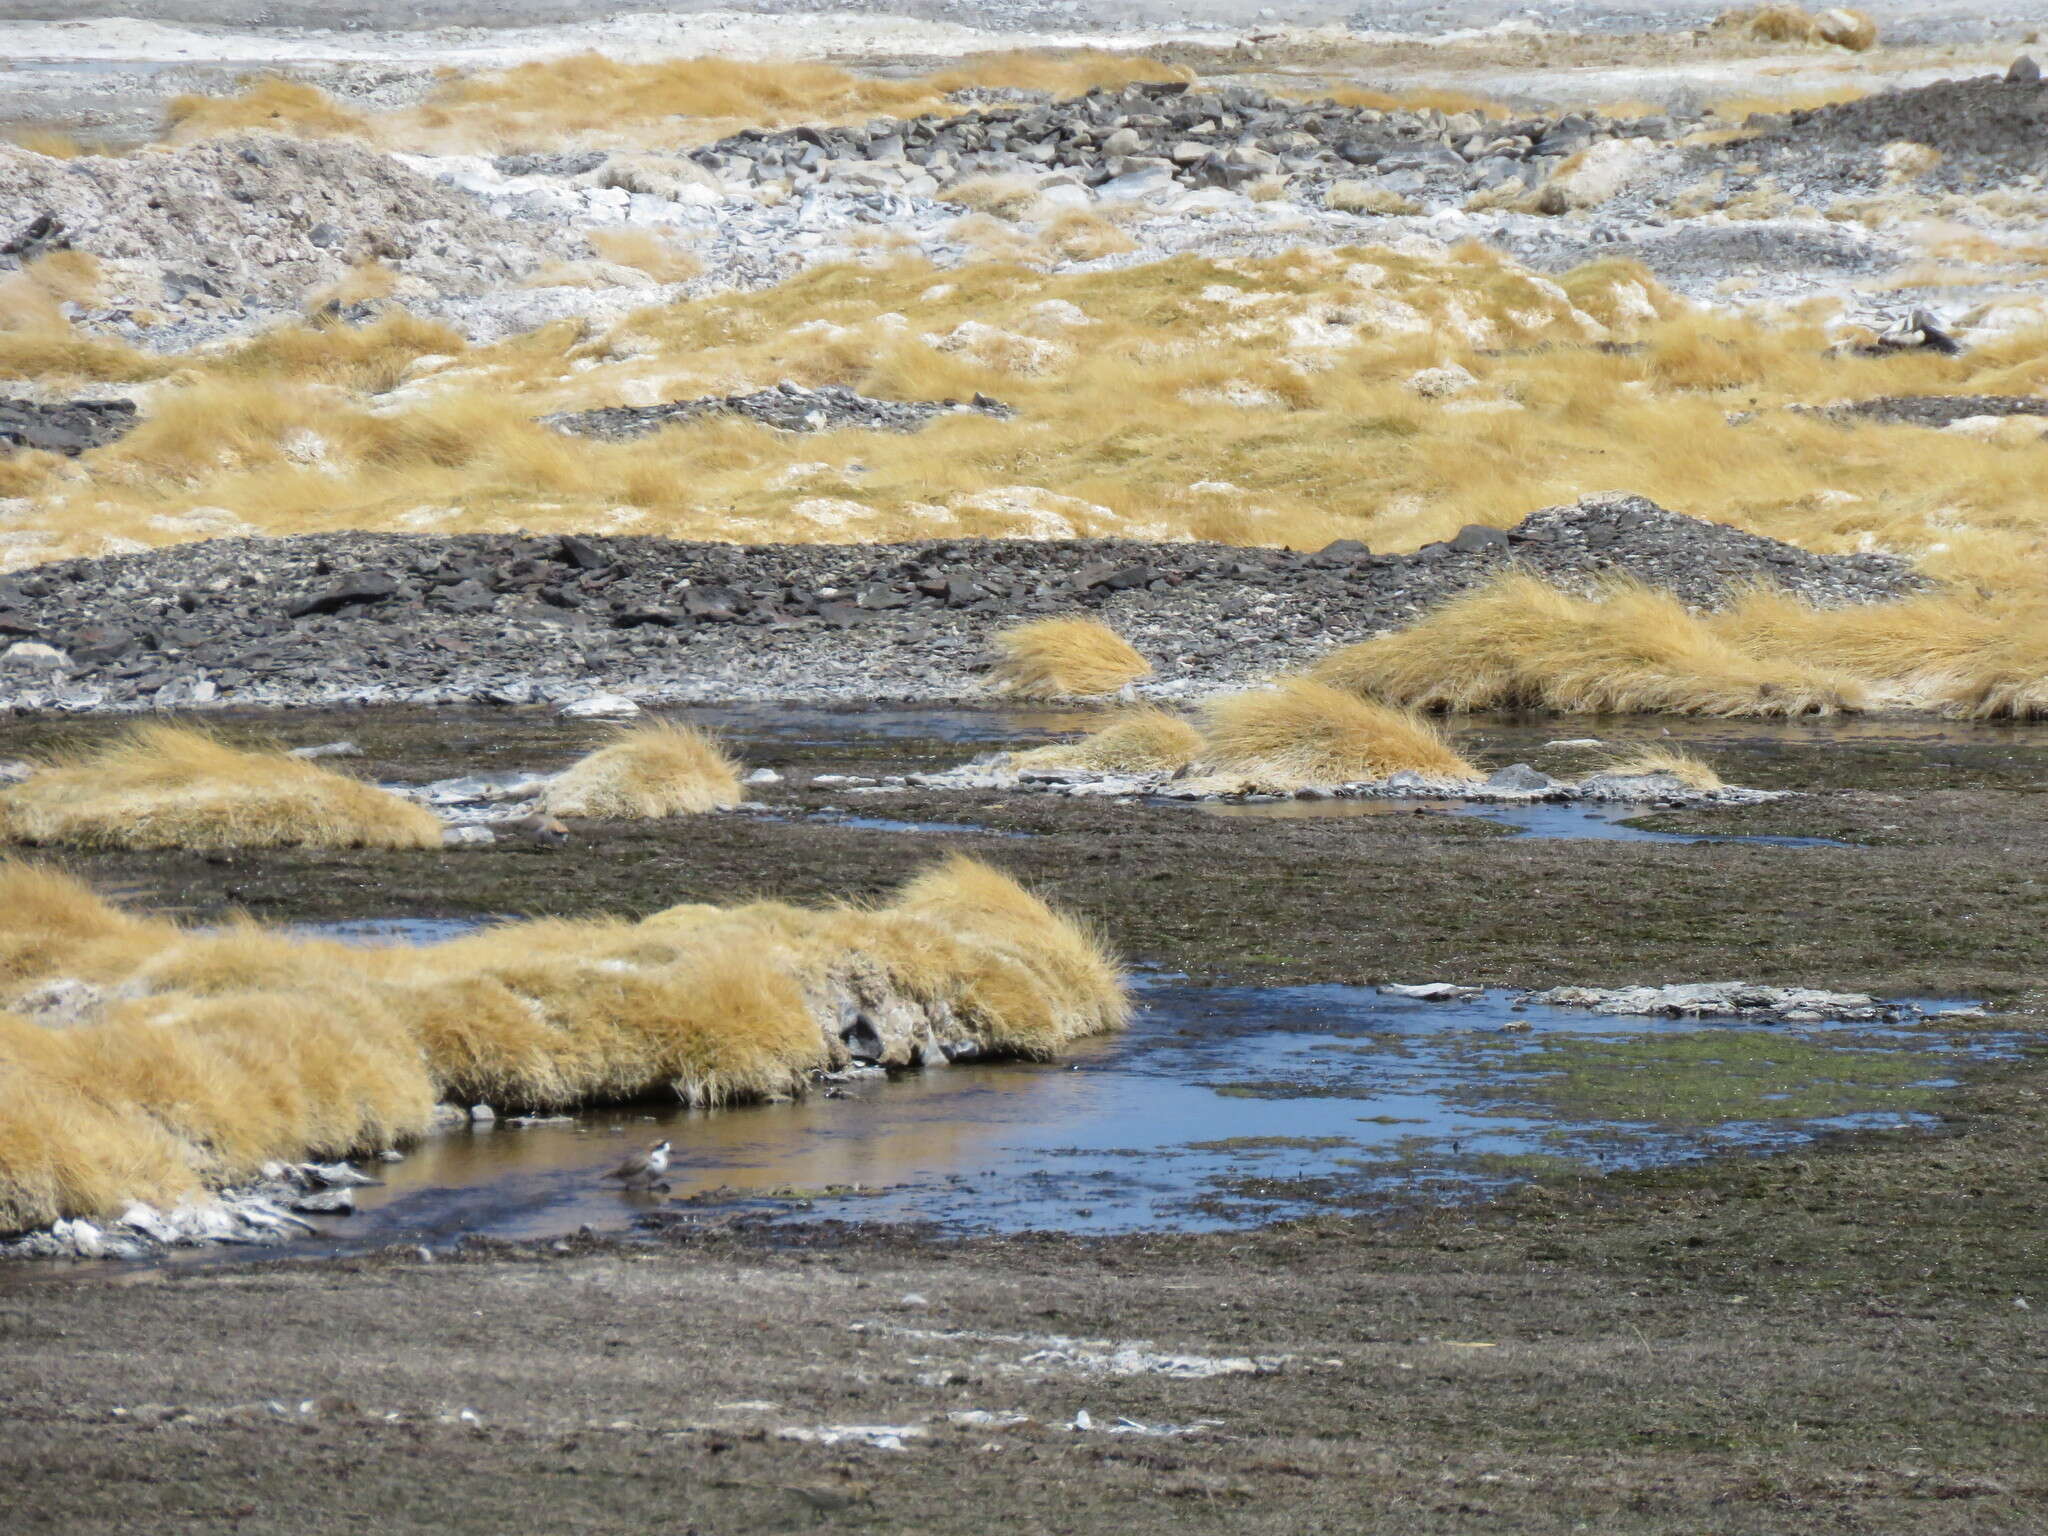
[286,573,398,618]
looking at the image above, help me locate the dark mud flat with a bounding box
[4,711,2047,1533]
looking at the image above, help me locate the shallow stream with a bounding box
[225,953,1984,1259]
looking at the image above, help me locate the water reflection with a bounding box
[245,982,1973,1257]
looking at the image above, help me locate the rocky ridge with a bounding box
[0,494,1922,711]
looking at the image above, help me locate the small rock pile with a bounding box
[0,135,564,316]
[1742,68,2048,186]
[0,397,137,456]
[545,382,1012,442]
[687,79,1684,203]
[1503,493,1920,610]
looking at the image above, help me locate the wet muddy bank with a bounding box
[2,1051,2043,1534]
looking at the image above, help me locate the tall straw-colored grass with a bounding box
[541,721,743,818]
[1313,573,1865,717]
[1010,707,1203,774]
[1199,678,1476,786]
[0,854,1126,1231]
[0,726,444,850]
[990,618,1152,698]
[1711,587,2048,718]
[164,51,1187,155]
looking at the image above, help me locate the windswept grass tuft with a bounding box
[0,856,1127,1229]
[1199,678,1475,787]
[0,726,445,850]
[1711,586,2048,718]
[1313,573,1864,717]
[1011,706,1203,773]
[990,617,1152,698]
[1596,745,1724,789]
[541,721,743,818]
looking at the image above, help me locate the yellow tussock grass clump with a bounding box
[1596,746,1724,789]
[1011,707,1204,774]
[5,131,88,158]
[989,617,1152,698]
[1327,181,1421,216]
[305,258,400,312]
[368,49,1185,153]
[1710,587,2048,718]
[586,227,705,284]
[541,721,743,818]
[1041,210,1138,263]
[939,174,1046,220]
[1313,573,1863,717]
[1712,5,1877,50]
[0,725,444,851]
[1199,678,1475,787]
[0,856,1126,1229]
[166,75,372,143]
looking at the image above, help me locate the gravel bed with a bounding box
[0,494,1923,712]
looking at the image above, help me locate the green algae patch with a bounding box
[1186,1135,1352,1153]
[1471,1029,1949,1126]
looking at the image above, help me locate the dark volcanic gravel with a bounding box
[1828,394,2048,429]
[544,382,1011,442]
[1745,70,2048,181]
[0,494,1923,711]
[0,397,137,457]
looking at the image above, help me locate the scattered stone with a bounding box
[558,693,641,719]
[287,740,363,759]
[0,398,137,457]
[1524,982,1913,1022]
[547,382,1011,442]
[1379,982,1483,1001]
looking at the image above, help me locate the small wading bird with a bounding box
[602,1138,672,1190]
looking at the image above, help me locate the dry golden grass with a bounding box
[989,617,1152,698]
[0,726,445,851]
[11,241,2048,653]
[1041,210,1138,263]
[1711,5,1877,50]
[165,75,372,143]
[4,131,89,158]
[165,51,1185,155]
[305,258,400,312]
[586,228,705,284]
[1313,573,1864,718]
[1198,678,1475,787]
[0,855,1126,1229]
[1597,745,1725,789]
[1010,706,1203,774]
[1329,181,1421,216]
[541,721,743,819]
[1320,85,1509,120]
[1711,586,2048,718]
